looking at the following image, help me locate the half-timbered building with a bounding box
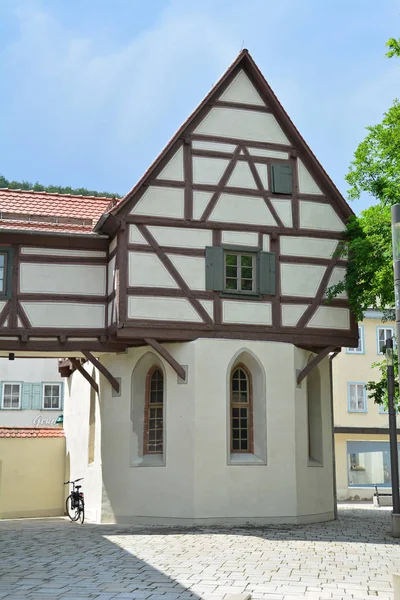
[0,50,357,524]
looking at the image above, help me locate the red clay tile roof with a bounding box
[0,189,116,234]
[0,427,64,438]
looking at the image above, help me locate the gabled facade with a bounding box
[0,50,357,524]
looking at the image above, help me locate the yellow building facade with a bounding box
[333,310,399,500]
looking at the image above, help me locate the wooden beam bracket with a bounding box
[70,357,99,394]
[297,346,336,386]
[82,350,120,393]
[144,337,186,381]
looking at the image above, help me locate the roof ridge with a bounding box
[0,188,112,201]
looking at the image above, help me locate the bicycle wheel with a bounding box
[66,495,80,521]
[77,498,85,524]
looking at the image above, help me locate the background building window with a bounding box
[43,384,61,409]
[2,383,21,409]
[377,326,394,354]
[347,325,364,354]
[144,367,164,454]
[347,441,400,487]
[348,383,367,412]
[230,364,253,453]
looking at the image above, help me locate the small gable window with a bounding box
[144,367,164,455]
[271,164,293,195]
[0,248,13,298]
[206,246,275,296]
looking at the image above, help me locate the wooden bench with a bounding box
[374,485,392,507]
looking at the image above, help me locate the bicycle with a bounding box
[64,478,85,524]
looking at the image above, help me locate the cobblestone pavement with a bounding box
[0,504,399,600]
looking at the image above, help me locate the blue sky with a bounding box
[0,0,399,214]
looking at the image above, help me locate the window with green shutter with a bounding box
[205,246,275,296]
[0,248,14,299]
[271,164,293,195]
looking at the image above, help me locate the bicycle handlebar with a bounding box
[64,478,83,485]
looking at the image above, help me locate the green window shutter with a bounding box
[32,383,42,410]
[205,247,224,291]
[258,251,276,295]
[21,383,33,410]
[271,164,293,195]
[0,382,3,409]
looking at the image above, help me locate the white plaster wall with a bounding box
[299,202,345,232]
[192,156,229,185]
[128,225,148,245]
[99,345,196,521]
[130,187,184,218]
[192,141,236,153]
[21,248,106,258]
[223,300,272,325]
[210,193,277,226]
[193,340,297,521]
[218,70,265,106]
[64,366,103,522]
[307,306,350,329]
[280,237,338,258]
[227,162,257,189]
[128,296,203,322]
[294,349,335,519]
[157,146,184,181]
[128,252,178,288]
[221,231,258,247]
[21,302,105,328]
[71,340,336,524]
[168,255,205,290]
[0,358,63,427]
[20,264,106,296]
[298,160,322,195]
[248,148,289,159]
[195,107,290,145]
[271,199,292,227]
[107,256,116,295]
[281,264,325,297]
[148,226,212,249]
[281,304,308,327]
[193,191,213,220]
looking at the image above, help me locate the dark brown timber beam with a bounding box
[144,338,186,380]
[69,358,99,394]
[297,346,336,385]
[82,350,120,393]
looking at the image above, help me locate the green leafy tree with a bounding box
[0,174,121,199]
[328,38,400,408]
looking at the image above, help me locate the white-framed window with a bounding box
[347,325,364,354]
[377,326,395,354]
[2,383,21,409]
[42,383,62,409]
[225,252,256,293]
[348,383,367,412]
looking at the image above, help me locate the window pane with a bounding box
[226,279,237,290]
[241,279,253,291]
[226,254,237,266]
[226,266,237,278]
[0,255,4,267]
[241,255,252,267]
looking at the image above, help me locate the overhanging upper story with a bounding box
[0,50,358,356]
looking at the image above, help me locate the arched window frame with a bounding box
[143,365,164,455]
[230,363,254,454]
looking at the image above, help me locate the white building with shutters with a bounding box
[0,50,357,524]
[0,359,63,427]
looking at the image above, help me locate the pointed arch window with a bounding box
[230,364,253,453]
[144,366,164,455]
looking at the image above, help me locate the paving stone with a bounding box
[0,505,400,599]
